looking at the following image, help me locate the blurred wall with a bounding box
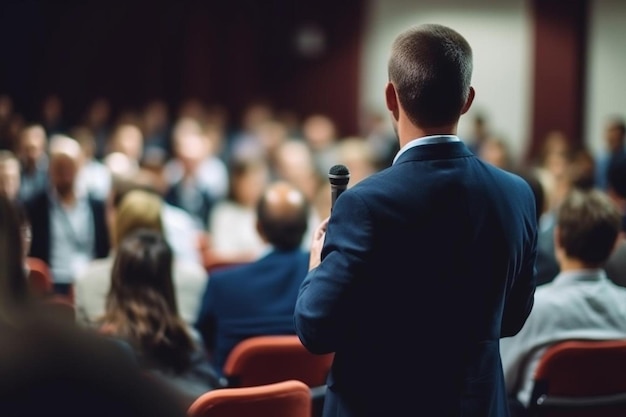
[585,0,626,157]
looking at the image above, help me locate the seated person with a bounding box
[500,188,626,414]
[196,180,310,374]
[0,194,186,417]
[99,229,222,404]
[24,135,110,295]
[74,188,206,327]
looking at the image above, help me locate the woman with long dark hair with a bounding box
[100,228,221,402]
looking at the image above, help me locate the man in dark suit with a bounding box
[195,180,310,375]
[294,23,538,417]
[24,135,109,295]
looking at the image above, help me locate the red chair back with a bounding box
[187,379,311,417]
[26,257,53,295]
[530,339,626,417]
[222,335,333,388]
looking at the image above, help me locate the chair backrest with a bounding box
[529,339,626,417]
[26,257,53,295]
[187,379,311,417]
[43,296,76,323]
[222,335,333,388]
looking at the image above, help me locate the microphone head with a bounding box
[328,164,350,186]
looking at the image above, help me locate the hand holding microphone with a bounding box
[328,164,350,212]
[309,165,350,270]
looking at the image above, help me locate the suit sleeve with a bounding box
[294,190,373,354]
[501,185,538,338]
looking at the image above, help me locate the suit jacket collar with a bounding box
[393,140,474,165]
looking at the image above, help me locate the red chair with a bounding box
[26,257,53,296]
[187,379,311,417]
[222,335,333,388]
[529,339,626,417]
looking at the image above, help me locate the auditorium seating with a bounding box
[528,339,626,417]
[221,335,333,388]
[187,379,311,417]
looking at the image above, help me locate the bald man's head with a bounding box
[256,181,309,250]
[48,135,83,198]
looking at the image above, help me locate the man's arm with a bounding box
[294,190,373,354]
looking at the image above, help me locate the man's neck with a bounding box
[559,257,597,272]
[396,117,458,149]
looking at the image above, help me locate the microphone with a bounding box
[329,164,350,211]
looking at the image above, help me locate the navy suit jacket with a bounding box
[294,140,538,417]
[196,248,310,374]
[24,190,110,267]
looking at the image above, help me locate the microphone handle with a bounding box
[331,185,347,211]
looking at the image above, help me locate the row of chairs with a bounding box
[30,257,626,416]
[529,339,626,417]
[188,335,333,417]
[26,256,329,416]
[190,338,626,417]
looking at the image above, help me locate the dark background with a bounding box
[0,0,365,136]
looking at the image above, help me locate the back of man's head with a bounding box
[556,189,622,267]
[256,181,309,251]
[388,23,473,128]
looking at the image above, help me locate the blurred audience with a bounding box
[141,99,172,167]
[605,153,626,286]
[0,193,188,417]
[478,136,515,172]
[107,122,144,171]
[273,138,321,203]
[301,113,340,177]
[17,123,49,201]
[596,116,626,191]
[336,136,377,186]
[0,150,21,201]
[501,189,626,414]
[82,97,113,160]
[163,117,228,228]
[196,180,310,375]
[24,135,110,295]
[40,94,67,136]
[72,126,112,200]
[466,112,491,156]
[0,94,16,150]
[205,155,270,268]
[75,188,206,327]
[228,99,275,162]
[534,144,598,286]
[361,110,398,171]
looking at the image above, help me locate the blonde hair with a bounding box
[114,190,163,247]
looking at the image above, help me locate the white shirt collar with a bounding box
[392,135,461,165]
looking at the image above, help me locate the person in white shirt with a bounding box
[500,188,626,415]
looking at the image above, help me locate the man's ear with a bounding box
[461,86,475,115]
[385,82,400,121]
